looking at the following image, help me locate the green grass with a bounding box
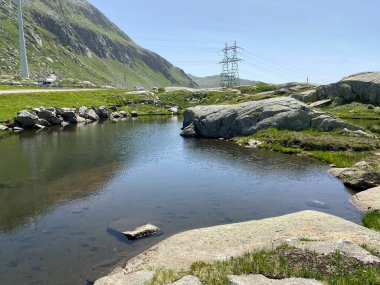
[362,211,380,232]
[325,102,380,120]
[148,244,380,285]
[236,83,278,95]
[235,128,378,167]
[0,89,177,121]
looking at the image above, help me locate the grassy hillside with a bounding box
[188,74,258,88]
[0,0,196,88]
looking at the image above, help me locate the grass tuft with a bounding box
[362,210,380,232]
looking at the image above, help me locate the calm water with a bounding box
[0,117,361,285]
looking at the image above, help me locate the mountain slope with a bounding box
[188,74,258,88]
[0,0,196,88]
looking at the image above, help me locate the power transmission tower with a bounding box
[220,41,242,87]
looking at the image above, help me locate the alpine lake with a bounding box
[0,116,361,285]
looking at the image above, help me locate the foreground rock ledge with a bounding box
[95,211,380,284]
[180,97,362,138]
[351,186,380,212]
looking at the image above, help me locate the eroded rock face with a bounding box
[181,97,362,138]
[316,72,380,104]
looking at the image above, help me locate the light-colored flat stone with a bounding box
[351,186,380,211]
[166,275,202,285]
[291,239,380,264]
[228,274,323,285]
[123,211,380,273]
[122,224,159,240]
[94,269,154,285]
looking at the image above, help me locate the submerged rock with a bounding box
[181,97,363,138]
[122,224,159,240]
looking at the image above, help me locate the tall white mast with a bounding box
[18,0,29,79]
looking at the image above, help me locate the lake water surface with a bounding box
[0,117,361,285]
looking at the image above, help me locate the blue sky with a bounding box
[88,0,379,84]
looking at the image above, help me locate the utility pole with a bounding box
[220,41,242,87]
[18,0,29,79]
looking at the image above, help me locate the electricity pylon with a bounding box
[220,41,242,87]
[18,0,29,79]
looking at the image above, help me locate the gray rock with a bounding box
[166,275,202,285]
[181,97,363,138]
[292,239,380,265]
[13,126,24,132]
[228,274,323,285]
[61,108,77,124]
[61,121,70,127]
[35,124,46,129]
[351,186,380,212]
[290,90,317,103]
[329,165,380,191]
[110,112,120,119]
[119,111,127,118]
[316,72,380,104]
[97,106,109,119]
[15,110,39,128]
[86,109,99,121]
[38,109,62,125]
[0,125,8,131]
[309,99,333,108]
[76,115,86,123]
[94,269,154,285]
[131,111,138,117]
[79,106,87,114]
[122,224,159,240]
[37,118,51,127]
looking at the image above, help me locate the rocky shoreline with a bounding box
[0,105,129,133]
[94,211,380,285]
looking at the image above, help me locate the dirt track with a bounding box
[0,88,105,95]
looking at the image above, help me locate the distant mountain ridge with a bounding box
[0,0,196,88]
[188,74,258,88]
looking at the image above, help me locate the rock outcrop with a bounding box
[329,161,380,191]
[350,186,380,211]
[94,211,380,284]
[316,72,380,104]
[12,106,111,130]
[181,97,363,138]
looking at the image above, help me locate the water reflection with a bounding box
[0,117,361,285]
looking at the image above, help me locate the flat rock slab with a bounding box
[228,274,323,285]
[166,275,202,285]
[122,224,159,240]
[290,239,380,264]
[123,211,380,273]
[351,186,380,211]
[94,269,154,285]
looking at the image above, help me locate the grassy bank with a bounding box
[325,102,380,120]
[0,89,181,121]
[234,128,378,167]
[363,211,380,232]
[149,244,380,285]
